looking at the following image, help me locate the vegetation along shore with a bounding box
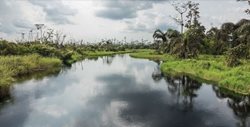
[130,50,250,95]
[130,1,250,95]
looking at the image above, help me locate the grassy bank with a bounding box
[63,50,135,65]
[83,50,135,58]
[129,49,169,60]
[0,50,136,87]
[0,54,62,87]
[130,50,250,95]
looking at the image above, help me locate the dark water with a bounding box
[0,54,250,127]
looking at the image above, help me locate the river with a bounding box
[0,54,249,127]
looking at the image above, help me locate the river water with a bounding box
[0,54,249,127]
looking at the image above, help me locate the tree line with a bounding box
[153,1,250,67]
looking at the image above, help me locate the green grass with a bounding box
[0,50,136,87]
[83,50,135,58]
[130,50,250,95]
[63,51,83,65]
[0,54,62,87]
[64,50,135,64]
[129,49,175,61]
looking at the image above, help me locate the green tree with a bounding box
[153,29,167,53]
[166,29,182,54]
[205,27,228,55]
[225,19,250,66]
[179,1,205,58]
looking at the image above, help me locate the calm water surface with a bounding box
[0,55,250,127]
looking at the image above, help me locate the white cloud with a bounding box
[0,0,249,42]
[94,0,164,20]
[28,0,77,24]
[198,0,249,28]
[0,0,31,34]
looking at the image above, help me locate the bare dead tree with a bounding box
[80,39,83,45]
[28,29,34,42]
[21,32,25,42]
[54,30,63,44]
[47,29,55,42]
[15,32,26,43]
[34,24,45,43]
[61,35,67,45]
[171,1,189,34]
[42,28,54,43]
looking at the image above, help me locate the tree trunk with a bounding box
[181,13,184,34]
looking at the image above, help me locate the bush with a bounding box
[0,54,62,86]
[30,44,60,57]
[226,44,248,67]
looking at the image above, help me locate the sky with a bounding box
[0,0,249,43]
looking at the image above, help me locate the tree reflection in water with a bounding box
[101,55,115,65]
[213,86,250,127]
[160,74,250,126]
[150,59,202,111]
[0,86,11,103]
[152,60,163,82]
[163,75,201,111]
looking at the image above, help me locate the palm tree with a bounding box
[153,29,167,42]
[153,29,167,53]
[153,29,182,54]
[165,29,183,55]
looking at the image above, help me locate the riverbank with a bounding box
[0,54,62,87]
[130,49,250,95]
[83,50,135,58]
[61,50,136,65]
[0,50,136,87]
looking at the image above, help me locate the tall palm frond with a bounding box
[166,29,181,38]
[153,29,167,42]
